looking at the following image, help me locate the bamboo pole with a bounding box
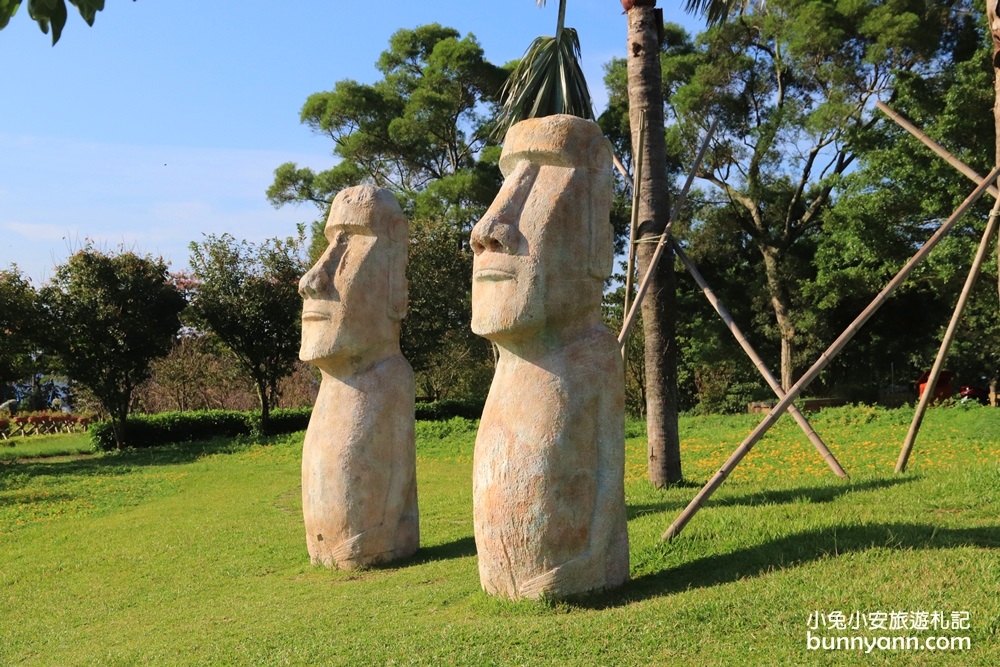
[875,100,1000,467]
[619,118,719,349]
[672,241,848,478]
[612,153,633,189]
[876,101,1000,200]
[896,194,1000,472]
[663,164,1000,541]
[622,110,646,338]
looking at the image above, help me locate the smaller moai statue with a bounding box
[298,185,419,569]
[469,114,629,600]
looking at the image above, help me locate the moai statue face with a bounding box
[299,186,407,372]
[469,115,613,345]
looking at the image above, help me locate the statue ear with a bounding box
[587,135,615,280]
[387,213,409,320]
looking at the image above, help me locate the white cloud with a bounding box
[0,134,330,283]
[2,221,72,243]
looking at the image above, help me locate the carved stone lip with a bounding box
[302,310,331,322]
[474,268,516,282]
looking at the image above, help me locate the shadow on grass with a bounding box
[713,475,919,508]
[0,490,78,507]
[0,437,266,480]
[626,476,918,521]
[627,501,690,520]
[574,522,1000,610]
[408,536,478,565]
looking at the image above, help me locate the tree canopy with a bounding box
[267,23,507,232]
[186,231,307,434]
[35,247,185,446]
[605,0,980,394]
[493,0,594,138]
[269,24,507,400]
[808,26,999,398]
[0,267,39,400]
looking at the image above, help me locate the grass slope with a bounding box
[1,406,997,666]
[0,432,94,462]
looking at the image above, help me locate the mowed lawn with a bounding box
[1,405,997,666]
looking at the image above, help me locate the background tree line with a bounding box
[2,3,997,450]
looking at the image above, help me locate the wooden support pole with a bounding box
[622,110,646,341]
[896,194,1000,472]
[663,165,1000,541]
[876,100,1000,467]
[672,241,849,478]
[876,101,1000,199]
[619,118,718,350]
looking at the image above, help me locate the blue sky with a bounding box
[1,1,704,283]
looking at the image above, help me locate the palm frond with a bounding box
[683,0,757,26]
[493,26,593,139]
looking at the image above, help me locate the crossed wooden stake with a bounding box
[617,104,1000,541]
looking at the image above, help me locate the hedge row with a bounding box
[89,408,312,451]
[414,398,485,421]
[89,399,485,451]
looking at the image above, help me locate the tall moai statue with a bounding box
[469,114,629,599]
[298,185,419,569]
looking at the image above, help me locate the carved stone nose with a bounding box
[470,216,518,255]
[298,266,325,299]
[299,259,337,299]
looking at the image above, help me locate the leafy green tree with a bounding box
[642,0,977,396]
[404,217,493,400]
[268,24,506,399]
[267,24,506,232]
[0,0,129,45]
[808,28,997,400]
[35,247,186,447]
[0,266,40,403]
[186,231,307,434]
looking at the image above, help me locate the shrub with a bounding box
[89,408,312,451]
[89,400,478,451]
[267,408,313,434]
[414,416,479,441]
[414,398,484,421]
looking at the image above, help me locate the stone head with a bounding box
[299,185,408,372]
[469,114,614,343]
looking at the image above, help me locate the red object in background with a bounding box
[916,370,954,402]
[959,385,990,405]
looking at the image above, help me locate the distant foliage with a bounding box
[414,398,485,421]
[133,333,319,414]
[187,231,307,434]
[36,246,186,449]
[89,398,483,450]
[0,267,39,396]
[89,408,312,451]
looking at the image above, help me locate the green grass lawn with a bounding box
[0,431,94,462]
[1,405,997,665]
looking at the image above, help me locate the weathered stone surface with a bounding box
[298,185,419,569]
[469,115,628,599]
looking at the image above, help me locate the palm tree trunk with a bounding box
[627,3,681,486]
